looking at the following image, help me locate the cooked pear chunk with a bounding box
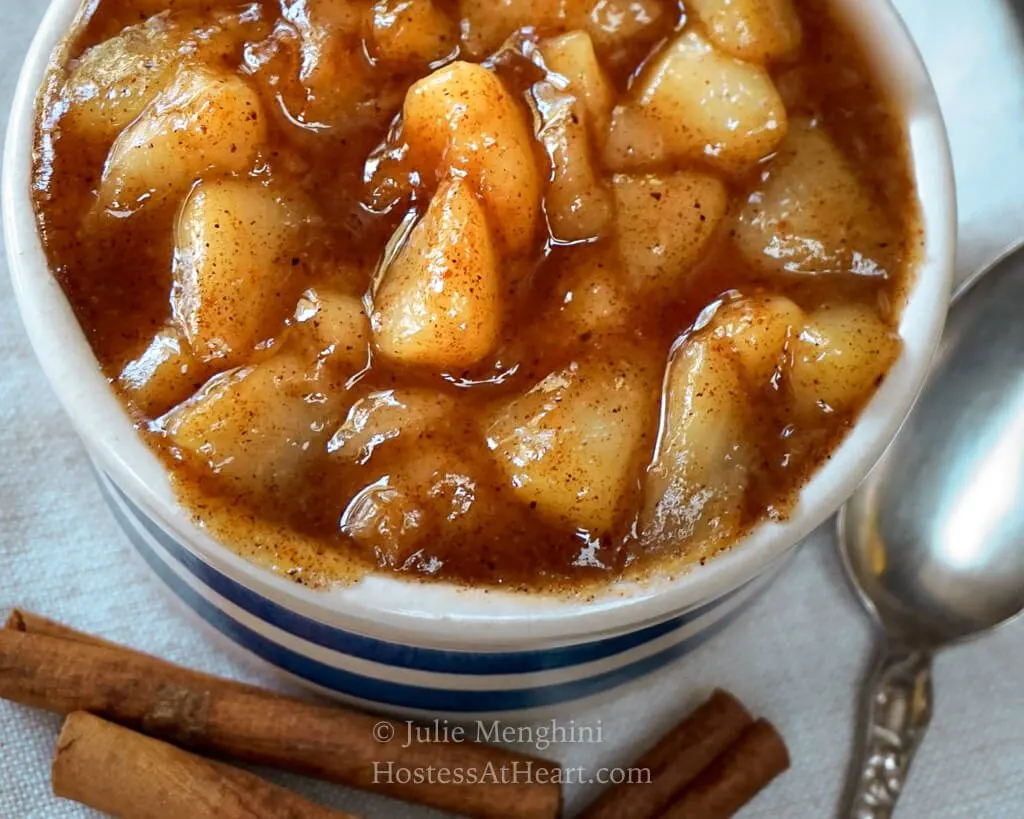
[458,0,667,59]
[328,389,457,464]
[535,31,615,242]
[605,30,787,172]
[584,0,670,64]
[789,304,900,415]
[62,7,255,143]
[117,324,211,416]
[402,61,541,253]
[548,250,632,340]
[612,171,728,291]
[248,0,386,131]
[640,337,751,557]
[173,179,306,365]
[373,178,501,368]
[535,84,613,243]
[62,15,184,143]
[709,294,805,387]
[162,354,336,495]
[295,288,371,371]
[686,0,802,63]
[733,119,896,276]
[539,30,614,132]
[341,446,478,568]
[458,0,566,57]
[487,358,654,532]
[99,65,265,211]
[371,0,457,66]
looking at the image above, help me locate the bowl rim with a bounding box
[3,0,957,650]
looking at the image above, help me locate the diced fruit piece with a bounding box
[600,106,664,170]
[539,31,614,133]
[789,304,900,415]
[640,337,751,557]
[99,65,266,210]
[535,83,613,243]
[548,249,632,340]
[733,119,896,276]
[162,354,338,495]
[371,0,457,66]
[709,294,805,386]
[612,171,728,291]
[61,8,256,144]
[605,30,787,172]
[535,30,615,242]
[341,475,425,566]
[340,446,478,569]
[61,15,183,143]
[330,388,475,567]
[401,61,541,254]
[373,178,501,368]
[459,0,662,59]
[686,0,802,63]
[295,288,370,370]
[328,389,457,464]
[487,357,654,532]
[173,178,307,365]
[458,0,566,57]
[288,0,366,33]
[584,0,670,67]
[246,0,388,132]
[116,325,211,416]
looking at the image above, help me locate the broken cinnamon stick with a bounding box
[580,689,752,819]
[53,711,351,819]
[660,718,790,819]
[0,625,561,819]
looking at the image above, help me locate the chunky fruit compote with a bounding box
[34,0,920,590]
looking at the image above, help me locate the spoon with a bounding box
[837,240,1024,818]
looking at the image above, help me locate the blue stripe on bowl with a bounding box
[107,479,748,711]
[107,479,746,676]
[100,478,755,712]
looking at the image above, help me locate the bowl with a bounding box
[3,0,955,717]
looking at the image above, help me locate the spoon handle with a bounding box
[842,643,933,819]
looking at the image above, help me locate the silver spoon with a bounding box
[837,240,1024,819]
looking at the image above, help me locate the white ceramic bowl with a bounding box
[4,0,955,716]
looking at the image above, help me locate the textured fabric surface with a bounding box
[3,1,1024,817]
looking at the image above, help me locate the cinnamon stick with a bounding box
[580,690,752,819]
[3,608,251,689]
[0,626,561,819]
[6,609,120,649]
[53,711,351,819]
[660,719,790,819]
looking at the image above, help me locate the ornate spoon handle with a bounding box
[842,643,934,819]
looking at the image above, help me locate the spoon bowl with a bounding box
[838,240,1024,817]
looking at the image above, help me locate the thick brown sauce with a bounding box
[34,0,921,592]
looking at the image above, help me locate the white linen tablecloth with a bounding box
[3,1,1024,816]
